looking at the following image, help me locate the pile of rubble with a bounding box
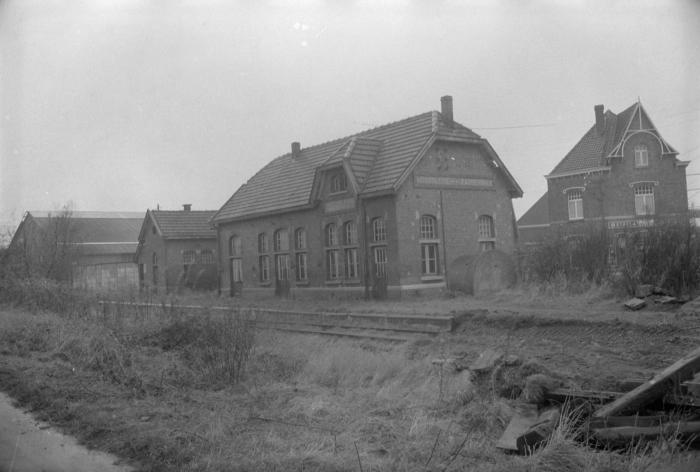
[624,284,688,311]
[446,346,700,454]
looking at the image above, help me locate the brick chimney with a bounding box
[594,104,605,135]
[441,95,453,126]
[183,204,191,212]
[291,141,301,160]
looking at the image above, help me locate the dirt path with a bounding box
[0,392,132,472]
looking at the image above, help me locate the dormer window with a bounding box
[330,172,347,194]
[634,144,649,168]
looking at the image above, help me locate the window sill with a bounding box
[325,280,342,286]
[567,218,584,222]
[295,280,309,286]
[369,242,388,247]
[421,275,444,283]
[259,282,272,287]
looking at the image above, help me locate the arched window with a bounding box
[567,190,583,220]
[294,228,306,250]
[372,217,386,242]
[477,215,495,252]
[343,221,356,245]
[420,215,437,239]
[258,233,269,253]
[326,223,338,246]
[229,235,241,256]
[634,144,649,168]
[273,229,288,252]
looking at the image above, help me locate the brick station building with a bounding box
[212,96,523,297]
[135,206,218,293]
[518,100,689,252]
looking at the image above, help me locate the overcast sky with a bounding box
[1,0,699,232]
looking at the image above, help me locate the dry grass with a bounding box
[0,292,696,471]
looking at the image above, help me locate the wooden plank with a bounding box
[592,421,700,444]
[593,346,700,419]
[545,388,621,404]
[588,414,668,430]
[496,403,538,452]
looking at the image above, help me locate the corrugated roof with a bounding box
[150,210,217,239]
[29,212,143,243]
[213,109,514,223]
[77,242,139,256]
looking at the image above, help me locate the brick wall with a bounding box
[547,132,688,226]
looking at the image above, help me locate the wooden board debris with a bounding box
[496,404,559,454]
[593,346,700,419]
[624,298,646,311]
[470,348,504,374]
[592,421,700,445]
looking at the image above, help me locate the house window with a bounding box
[635,184,655,216]
[373,246,387,278]
[326,223,338,246]
[294,228,306,250]
[477,215,496,252]
[275,254,290,281]
[634,144,649,168]
[273,229,289,252]
[372,217,386,242]
[420,215,437,239]
[258,233,269,253]
[229,235,242,283]
[330,172,347,194]
[183,249,196,265]
[344,248,359,279]
[344,221,357,245]
[200,249,214,264]
[259,255,270,282]
[152,252,159,290]
[294,227,307,281]
[421,244,439,275]
[567,190,584,221]
[342,220,359,279]
[230,235,241,256]
[326,250,340,280]
[295,252,307,281]
[258,233,270,283]
[420,215,439,275]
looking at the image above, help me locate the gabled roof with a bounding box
[141,210,217,241]
[548,101,679,179]
[213,106,522,223]
[516,193,549,227]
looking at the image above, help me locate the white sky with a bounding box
[1,0,699,232]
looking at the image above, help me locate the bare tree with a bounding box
[4,204,82,282]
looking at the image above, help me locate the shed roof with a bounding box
[213,106,522,223]
[516,193,549,227]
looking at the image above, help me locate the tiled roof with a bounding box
[150,210,217,239]
[516,193,549,227]
[548,102,677,177]
[213,109,517,223]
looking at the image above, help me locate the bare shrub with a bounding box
[151,313,255,385]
